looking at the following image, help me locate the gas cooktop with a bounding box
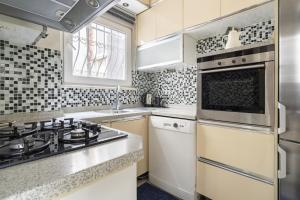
[0,118,128,169]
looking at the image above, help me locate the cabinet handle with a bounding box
[278,103,286,134]
[198,157,274,185]
[278,146,287,179]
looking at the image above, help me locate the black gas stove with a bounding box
[0,118,128,169]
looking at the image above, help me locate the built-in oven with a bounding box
[197,42,275,128]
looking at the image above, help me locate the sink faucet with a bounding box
[113,85,121,110]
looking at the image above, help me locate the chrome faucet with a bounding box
[113,85,121,110]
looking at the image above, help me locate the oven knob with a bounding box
[218,62,222,66]
[242,58,247,62]
[173,123,178,128]
[232,60,236,64]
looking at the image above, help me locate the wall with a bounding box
[0,19,274,115]
[132,19,275,105]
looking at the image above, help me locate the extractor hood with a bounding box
[0,0,120,33]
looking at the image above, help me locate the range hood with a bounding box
[0,0,119,33]
[136,34,197,71]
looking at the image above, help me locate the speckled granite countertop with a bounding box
[0,132,143,200]
[0,105,196,200]
[63,105,196,122]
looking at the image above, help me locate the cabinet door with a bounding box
[111,117,148,176]
[154,0,183,39]
[184,0,221,29]
[221,0,268,16]
[197,123,275,179]
[139,0,150,5]
[196,161,275,200]
[137,9,156,46]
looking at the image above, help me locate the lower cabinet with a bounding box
[196,123,276,200]
[111,116,149,177]
[196,161,275,200]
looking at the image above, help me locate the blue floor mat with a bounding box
[137,182,178,200]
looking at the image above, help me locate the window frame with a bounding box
[63,16,132,87]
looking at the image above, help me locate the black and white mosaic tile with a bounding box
[61,87,139,108]
[0,40,62,115]
[196,20,274,54]
[0,19,275,115]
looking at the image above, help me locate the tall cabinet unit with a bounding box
[184,0,221,29]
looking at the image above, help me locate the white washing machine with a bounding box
[149,115,196,200]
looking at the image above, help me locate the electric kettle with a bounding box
[222,27,242,49]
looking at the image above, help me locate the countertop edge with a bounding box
[5,149,144,200]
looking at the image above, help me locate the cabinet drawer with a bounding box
[197,123,275,179]
[196,161,275,200]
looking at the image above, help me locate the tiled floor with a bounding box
[137,182,180,200]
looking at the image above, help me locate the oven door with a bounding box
[197,62,275,127]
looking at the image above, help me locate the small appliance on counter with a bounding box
[142,92,153,107]
[153,97,161,107]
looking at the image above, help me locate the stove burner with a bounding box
[40,118,77,131]
[59,128,99,144]
[9,139,25,150]
[70,129,86,138]
[0,122,38,139]
[0,138,50,159]
[0,118,128,169]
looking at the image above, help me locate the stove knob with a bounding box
[242,58,247,62]
[218,62,222,66]
[232,60,236,64]
[173,123,178,128]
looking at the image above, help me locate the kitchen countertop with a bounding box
[0,105,196,200]
[0,131,143,200]
[63,105,197,122]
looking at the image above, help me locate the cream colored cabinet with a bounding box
[137,9,156,46]
[184,0,221,29]
[139,0,150,5]
[196,161,275,200]
[154,0,183,38]
[221,0,269,16]
[137,0,183,45]
[150,0,159,5]
[197,123,275,179]
[111,117,148,176]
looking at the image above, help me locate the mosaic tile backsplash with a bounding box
[0,41,62,115]
[0,19,274,115]
[197,20,274,54]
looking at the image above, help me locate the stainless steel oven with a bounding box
[197,42,275,128]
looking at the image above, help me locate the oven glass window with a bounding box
[202,68,265,114]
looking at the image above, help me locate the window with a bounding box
[64,16,132,86]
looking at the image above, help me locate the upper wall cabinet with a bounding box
[184,0,221,29]
[221,0,269,16]
[154,0,183,39]
[139,0,150,5]
[150,0,160,5]
[137,8,156,46]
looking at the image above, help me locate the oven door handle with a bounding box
[198,64,265,73]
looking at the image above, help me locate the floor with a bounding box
[137,182,180,200]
